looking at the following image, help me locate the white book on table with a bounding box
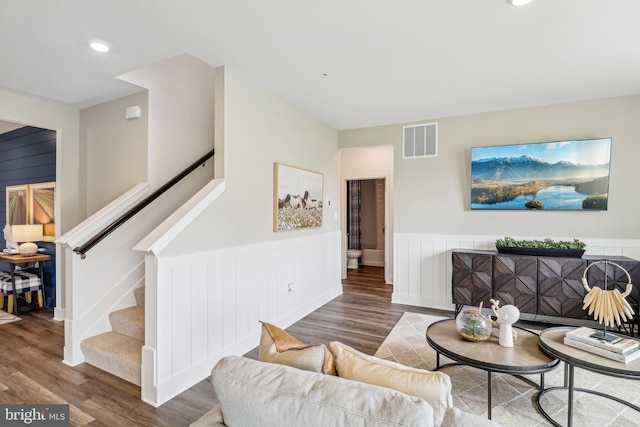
[565,326,639,355]
[564,336,640,363]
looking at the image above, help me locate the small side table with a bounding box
[537,327,640,427]
[0,253,51,315]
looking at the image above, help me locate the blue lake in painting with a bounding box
[471,185,593,210]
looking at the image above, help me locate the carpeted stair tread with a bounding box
[134,286,145,307]
[109,306,144,341]
[80,287,145,386]
[81,332,142,386]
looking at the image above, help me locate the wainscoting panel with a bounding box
[393,233,640,312]
[144,231,342,406]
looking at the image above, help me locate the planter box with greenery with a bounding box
[495,237,586,258]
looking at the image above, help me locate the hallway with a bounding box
[342,265,392,301]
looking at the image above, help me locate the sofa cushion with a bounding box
[212,355,434,427]
[259,321,336,375]
[329,341,453,426]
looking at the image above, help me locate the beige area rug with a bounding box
[0,309,21,325]
[374,312,640,427]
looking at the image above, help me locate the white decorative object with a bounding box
[3,224,19,250]
[11,224,43,256]
[582,260,635,328]
[490,299,520,348]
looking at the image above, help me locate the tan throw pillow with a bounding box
[329,341,453,426]
[259,322,336,375]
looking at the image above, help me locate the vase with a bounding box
[456,308,492,342]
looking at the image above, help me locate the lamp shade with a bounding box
[11,224,44,243]
[11,224,43,256]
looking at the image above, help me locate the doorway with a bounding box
[346,178,385,268]
[340,145,394,289]
[343,177,392,300]
[0,123,57,310]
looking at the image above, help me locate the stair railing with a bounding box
[73,149,214,258]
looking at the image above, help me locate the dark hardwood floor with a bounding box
[0,266,452,426]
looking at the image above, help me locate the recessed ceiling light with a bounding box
[507,0,533,5]
[89,40,111,53]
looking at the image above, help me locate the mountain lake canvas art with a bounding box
[471,138,611,210]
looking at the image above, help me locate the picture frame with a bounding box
[273,163,323,232]
[29,181,56,241]
[471,138,611,210]
[6,184,28,225]
[5,182,56,242]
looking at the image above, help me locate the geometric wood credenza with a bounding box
[452,249,640,332]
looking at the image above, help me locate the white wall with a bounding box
[140,66,342,406]
[80,91,149,216]
[165,66,341,254]
[144,232,341,406]
[119,54,217,189]
[339,95,640,308]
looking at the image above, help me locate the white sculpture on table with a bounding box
[490,299,520,348]
[3,224,18,251]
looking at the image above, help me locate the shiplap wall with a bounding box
[0,126,57,304]
[142,231,342,406]
[394,233,640,311]
[0,126,56,249]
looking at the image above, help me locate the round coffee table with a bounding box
[537,327,640,427]
[426,319,559,420]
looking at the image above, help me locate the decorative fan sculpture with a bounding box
[582,260,635,329]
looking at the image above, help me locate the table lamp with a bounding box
[11,224,43,256]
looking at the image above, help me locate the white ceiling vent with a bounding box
[403,123,438,159]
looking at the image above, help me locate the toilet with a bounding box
[346,249,362,269]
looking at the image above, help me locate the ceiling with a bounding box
[2,1,640,130]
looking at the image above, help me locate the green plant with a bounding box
[460,317,488,339]
[495,236,586,250]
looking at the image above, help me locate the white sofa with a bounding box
[191,354,503,427]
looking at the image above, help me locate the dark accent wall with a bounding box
[0,126,56,242]
[0,126,56,306]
